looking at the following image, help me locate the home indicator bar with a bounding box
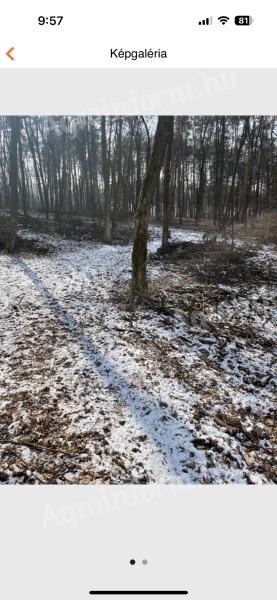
[89,592,189,596]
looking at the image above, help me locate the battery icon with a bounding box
[235,15,253,25]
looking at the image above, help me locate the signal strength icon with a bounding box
[198,16,213,26]
[218,16,230,25]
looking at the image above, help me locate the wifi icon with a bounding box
[218,16,230,25]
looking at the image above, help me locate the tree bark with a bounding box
[162,116,174,246]
[6,117,21,253]
[101,116,112,242]
[18,135,28,224]
[131,116,172,297]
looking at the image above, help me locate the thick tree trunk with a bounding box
[6,117,21,253]
[131,116,172,297]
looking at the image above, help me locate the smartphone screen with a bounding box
[0,2,276,599]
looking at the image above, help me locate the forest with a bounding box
[0,115,276,484]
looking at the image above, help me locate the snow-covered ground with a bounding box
[0,228,276,484]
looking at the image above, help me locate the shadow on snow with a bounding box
[13,256,200,483]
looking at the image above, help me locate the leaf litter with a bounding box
[0,226,276,484]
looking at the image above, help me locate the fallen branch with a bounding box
[0,437,85,457]
[9,450,47,484]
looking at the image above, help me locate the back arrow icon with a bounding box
[6,47,15,61]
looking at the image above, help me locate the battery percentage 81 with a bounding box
[235,16,253,26]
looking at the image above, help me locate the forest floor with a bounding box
[0,224,276,484]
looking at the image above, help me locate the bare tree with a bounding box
[101,116,112,242]
[162,116,174,246]
[0,115,276,251]
[6,117,21,253]
[131,116,173,297]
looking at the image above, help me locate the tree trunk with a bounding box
[131,117,172,297]
[228,117,250,245]
[162,117,174,246]
[101,116,112,242]
[18,136,28,224]
[6,117,21,253]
